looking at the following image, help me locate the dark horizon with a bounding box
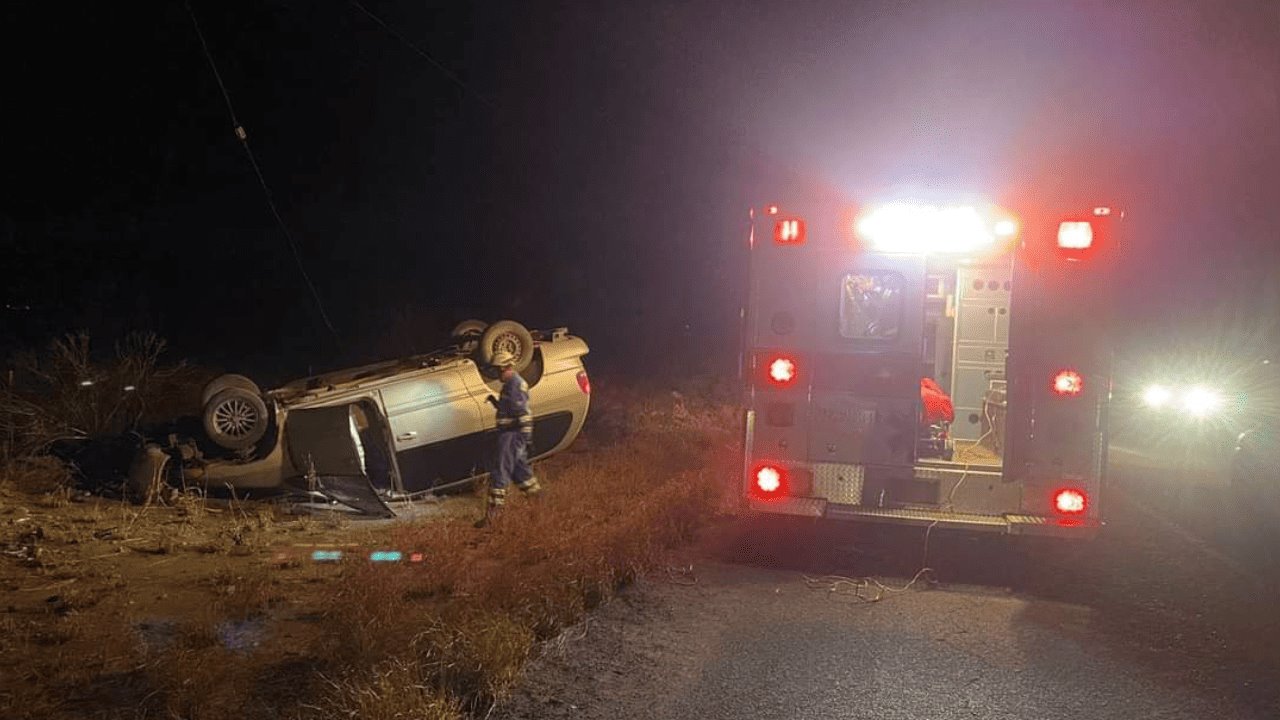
[4,0,1279,383]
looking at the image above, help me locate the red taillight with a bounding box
[1057,221,1094,249]
[1053,488,1087,514]
[576,371,591,395]
[1052,370,1083,396]
[752,464,788,498]
[766,355,798,386]
[766,204,780,215]
[773,218,806,245]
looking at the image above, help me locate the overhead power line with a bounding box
[347,0,495,111]
[183,0,341,345]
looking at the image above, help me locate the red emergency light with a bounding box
[774,218,806,245]
[769,356,797,385]
[1053,488,1088,515]
[1057,221,1094,249]
[752,463,788,499]
[1056,214,1108,261]
[1052,369,1084,396]
[761,354,799,387]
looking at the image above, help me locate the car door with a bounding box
[379,364,486,491]
[283,404,394,517]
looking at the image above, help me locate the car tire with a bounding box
[480,320,535,373]
[200,373,261,407]
[451,319,489,339]
[202,387,270,451]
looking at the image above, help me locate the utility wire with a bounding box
[348,0,495,111]
[183,0,341,345]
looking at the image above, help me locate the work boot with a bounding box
[517,476,542,497]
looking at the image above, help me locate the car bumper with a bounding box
[749,497,1101,538]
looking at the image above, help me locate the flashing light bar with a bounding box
[855,203,1017,255]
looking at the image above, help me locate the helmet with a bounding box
[491,350,516,368]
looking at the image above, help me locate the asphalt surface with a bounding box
[496,449,1280,720]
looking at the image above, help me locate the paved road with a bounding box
[496,451,1280,720]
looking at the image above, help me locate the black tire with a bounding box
[479,320,535,373]
[202,387,270,451]
[451,319,489,339]
[200,373,261,407]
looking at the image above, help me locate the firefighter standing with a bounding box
[476,350,541,527]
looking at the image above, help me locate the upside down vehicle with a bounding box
[741,198,1120,537]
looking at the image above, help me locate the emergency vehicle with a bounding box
[741,198,1119,538]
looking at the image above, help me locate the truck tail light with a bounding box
[576,371,591,395]
[766,355,798,386]
[1052,369,1083,396]
[752,463,788,498]
[1053,488,1088,515]
[1057,221,1094,249]
[774,218,806,245]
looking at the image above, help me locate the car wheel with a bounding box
[451,319,489,339]
[200,373,261,407]
[202,387,270,451]
[480,320,535,373]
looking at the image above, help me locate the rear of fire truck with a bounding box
[740,199,1118,538]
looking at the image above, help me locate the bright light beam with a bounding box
[1142,385,1173,408]
[1182,386,1222,417]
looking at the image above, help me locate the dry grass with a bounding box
[0,382,735,719]
[302,411,730,716]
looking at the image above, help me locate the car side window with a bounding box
[839,271,904,340]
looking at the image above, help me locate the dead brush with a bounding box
[297,657,463,720]
[2,455,74,495]
[1,333,193,455]
[291,405,731,716]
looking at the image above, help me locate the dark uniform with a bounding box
[488,370,540,508]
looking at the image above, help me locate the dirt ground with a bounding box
[0,458,486,717]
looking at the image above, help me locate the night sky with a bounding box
[4,1,1279,383]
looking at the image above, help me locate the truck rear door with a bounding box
[808,251,927,502]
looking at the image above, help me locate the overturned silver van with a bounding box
[128,321,590,516]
